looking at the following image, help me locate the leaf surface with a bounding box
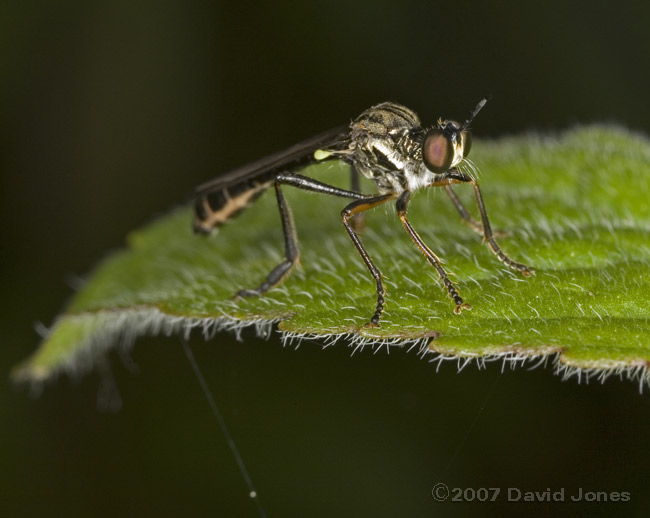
[13,127,650,386]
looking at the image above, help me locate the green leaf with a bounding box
[12,126,650,387]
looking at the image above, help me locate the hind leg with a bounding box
[235,182,299,297]
[236,172,367,298]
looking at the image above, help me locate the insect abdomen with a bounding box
[193,179,273,234]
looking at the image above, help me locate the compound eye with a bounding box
[461,131,472,157]
[422,128,454,173]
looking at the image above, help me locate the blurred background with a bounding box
[2,1,650,516]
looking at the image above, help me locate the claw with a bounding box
[521,267,534,277]
[234,289,260,300]
[454,303,472,314]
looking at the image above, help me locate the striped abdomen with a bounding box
[193,178,273,234]
[192,126,350,234]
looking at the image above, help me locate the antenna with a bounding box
[460,96,491,131]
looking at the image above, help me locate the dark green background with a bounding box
[2,2,650,517]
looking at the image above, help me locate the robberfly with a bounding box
[193,99,532,326]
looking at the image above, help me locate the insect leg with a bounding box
[235,182,299,298]
[444,184,509,238]
[276,172,367,200]
[471,180,533,276]
[236,172,367,298]
[396,191,471,314]
[349,168,365,231]
[341,193,396,326]
[444,185,484,235]
[350,167,361,193]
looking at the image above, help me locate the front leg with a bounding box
[471,180,533,276]
[444,185,510,238]
[444,185,484,235]
[396,191,471,314]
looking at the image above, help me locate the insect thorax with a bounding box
[347,102,429,194]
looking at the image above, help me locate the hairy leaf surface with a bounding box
[13,127,650,386]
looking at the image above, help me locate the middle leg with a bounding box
[341,193,396,326]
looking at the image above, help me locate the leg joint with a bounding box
[395,190,410,213]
